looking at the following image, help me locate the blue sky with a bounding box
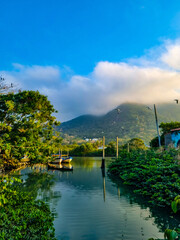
[1,0,180,121]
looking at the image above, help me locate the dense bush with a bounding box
[0,176,56,240]
[108,149,180,208]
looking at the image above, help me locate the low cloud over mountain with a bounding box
[2,39,180,121]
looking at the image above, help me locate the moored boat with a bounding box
[61,157,72,163]
[48,163,73,171]
[50,158,63,164]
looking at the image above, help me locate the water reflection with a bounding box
[101,167,106,202]
[109,174,180,234]
[15,158,180,240]
[13,164,61,208]
[117,186,121,199]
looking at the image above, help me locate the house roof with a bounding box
[170,128,180,132]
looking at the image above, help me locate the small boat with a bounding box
[48,163,73,171]
[52,150,72,164]
[50,158,63,164]
[61,157,72,163]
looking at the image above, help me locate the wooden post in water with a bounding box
[116,136,119,158]
[101,136,105,168]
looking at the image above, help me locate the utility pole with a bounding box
[154,104,161,147]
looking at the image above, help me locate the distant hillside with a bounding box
[59,103,180,144]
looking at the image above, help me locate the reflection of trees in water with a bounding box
[21,165,61,207]
[108,175,180,232]
[73,157,97,169]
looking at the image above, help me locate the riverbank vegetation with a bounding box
[60,137,147,157]
[0,85,61,238]
[108,148,180,210]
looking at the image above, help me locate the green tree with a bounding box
[78,143,94,156]
[150,135,165,148]
[0,90,61,165]
[122,138,147,151]
[129,138,147,150]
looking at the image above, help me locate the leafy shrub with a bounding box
[108,149,180,208]
[0,177,56,240]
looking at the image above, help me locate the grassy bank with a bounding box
[108,149,180,209]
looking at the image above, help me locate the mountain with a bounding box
[59,103,180,144]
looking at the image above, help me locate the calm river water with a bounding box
[17,157,179,240]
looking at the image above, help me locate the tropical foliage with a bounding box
[0,90,61,169]
[0,80,60,239]
[0,175,57,239]
[108,149,180,208]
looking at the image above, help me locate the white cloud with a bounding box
[2,40,180,122]
[15,64,60,82]
[160,40,180,70]
[1,64,61,90]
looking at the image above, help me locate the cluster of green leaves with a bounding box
[164,195,180,239]
[0,176,56,239]
[171,195,180,213]
[108,149,180,208]
[0,91,62,168]
[164,228,179,240]
[148,195,180,240]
